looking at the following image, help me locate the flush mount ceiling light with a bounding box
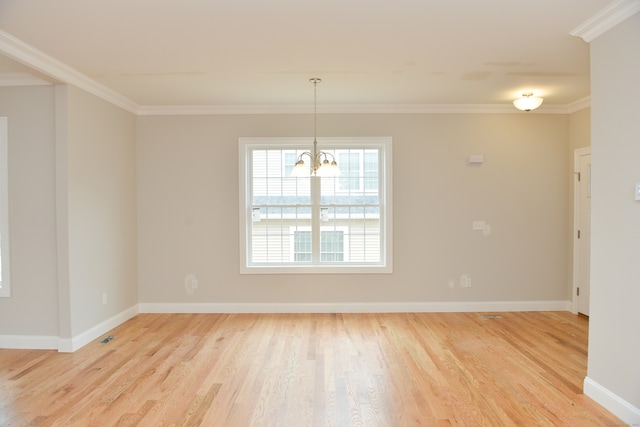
[513,92,544,112]
[291,78,340,177]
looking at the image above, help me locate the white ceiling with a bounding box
[0,0,630,111]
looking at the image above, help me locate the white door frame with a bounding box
[572,146,590,314]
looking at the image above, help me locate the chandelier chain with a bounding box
[312,78,319,141]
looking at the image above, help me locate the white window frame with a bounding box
[239,136,393,274]
[0,117,10,297]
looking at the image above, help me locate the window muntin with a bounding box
[239,137,392,274]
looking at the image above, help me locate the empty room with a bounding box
[0,0,639,425]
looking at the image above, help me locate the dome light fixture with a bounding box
[513,92,544,112]
[291,78,340,177]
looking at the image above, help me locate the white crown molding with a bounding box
[570,0,640,42]
[137,103,569,116]
[567,96,591,113]
[138,300,571,314]
[0,29,139,114]
[137,104,313,116]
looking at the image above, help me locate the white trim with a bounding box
[0,29,138,114]
[570,0,640,42]
[572,147,591,314]
[0,335,59,350]
[567,96,591,114]
[584,377,640,425]
[0,303,137,351]
[139,300,571,314]
[57,305,139,353]
[138,103,570,116]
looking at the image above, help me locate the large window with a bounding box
[0,117,10,297]
[239,137,392,273]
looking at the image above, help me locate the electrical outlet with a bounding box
[185,274,198,295]
[472,221,485,231]
[102,292,108,305]
[460,274,472,288]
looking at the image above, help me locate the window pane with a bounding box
[364,151,378,191]
[320,231,344,262]
[322,148,379,205]
[294,231,312,262]
[251,206,311,263]
[252,149,311,205]
[284,152,298,176]
[337,151,361,191]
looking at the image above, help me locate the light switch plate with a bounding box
[467,155,484,164]
[472,221,485,230]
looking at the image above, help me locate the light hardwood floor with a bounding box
[0,312,623,426]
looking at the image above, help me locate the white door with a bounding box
[574,148,591,316]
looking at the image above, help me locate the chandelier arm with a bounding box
[318,151,335,162]
[296,151,312,162]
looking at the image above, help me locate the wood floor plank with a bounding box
[0,312,625,426]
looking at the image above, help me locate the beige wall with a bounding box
[587,12,640,420]
[57,85,138,338]
[137,113,570,305]
[0,84,137,346]
[569,108,590,152]
[0,86,59,336]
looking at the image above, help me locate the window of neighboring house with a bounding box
[239,137,392,274]
[293,228,346,262]
[0,117,10,297]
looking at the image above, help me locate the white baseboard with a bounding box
[57,304,139,353]
[0,334,59,350]
[584,377,640,425]
[139,300,571,314]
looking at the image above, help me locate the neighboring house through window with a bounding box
[293,228,346,262]
[239,137,392,274]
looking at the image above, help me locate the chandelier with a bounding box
[291,78,340,177]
